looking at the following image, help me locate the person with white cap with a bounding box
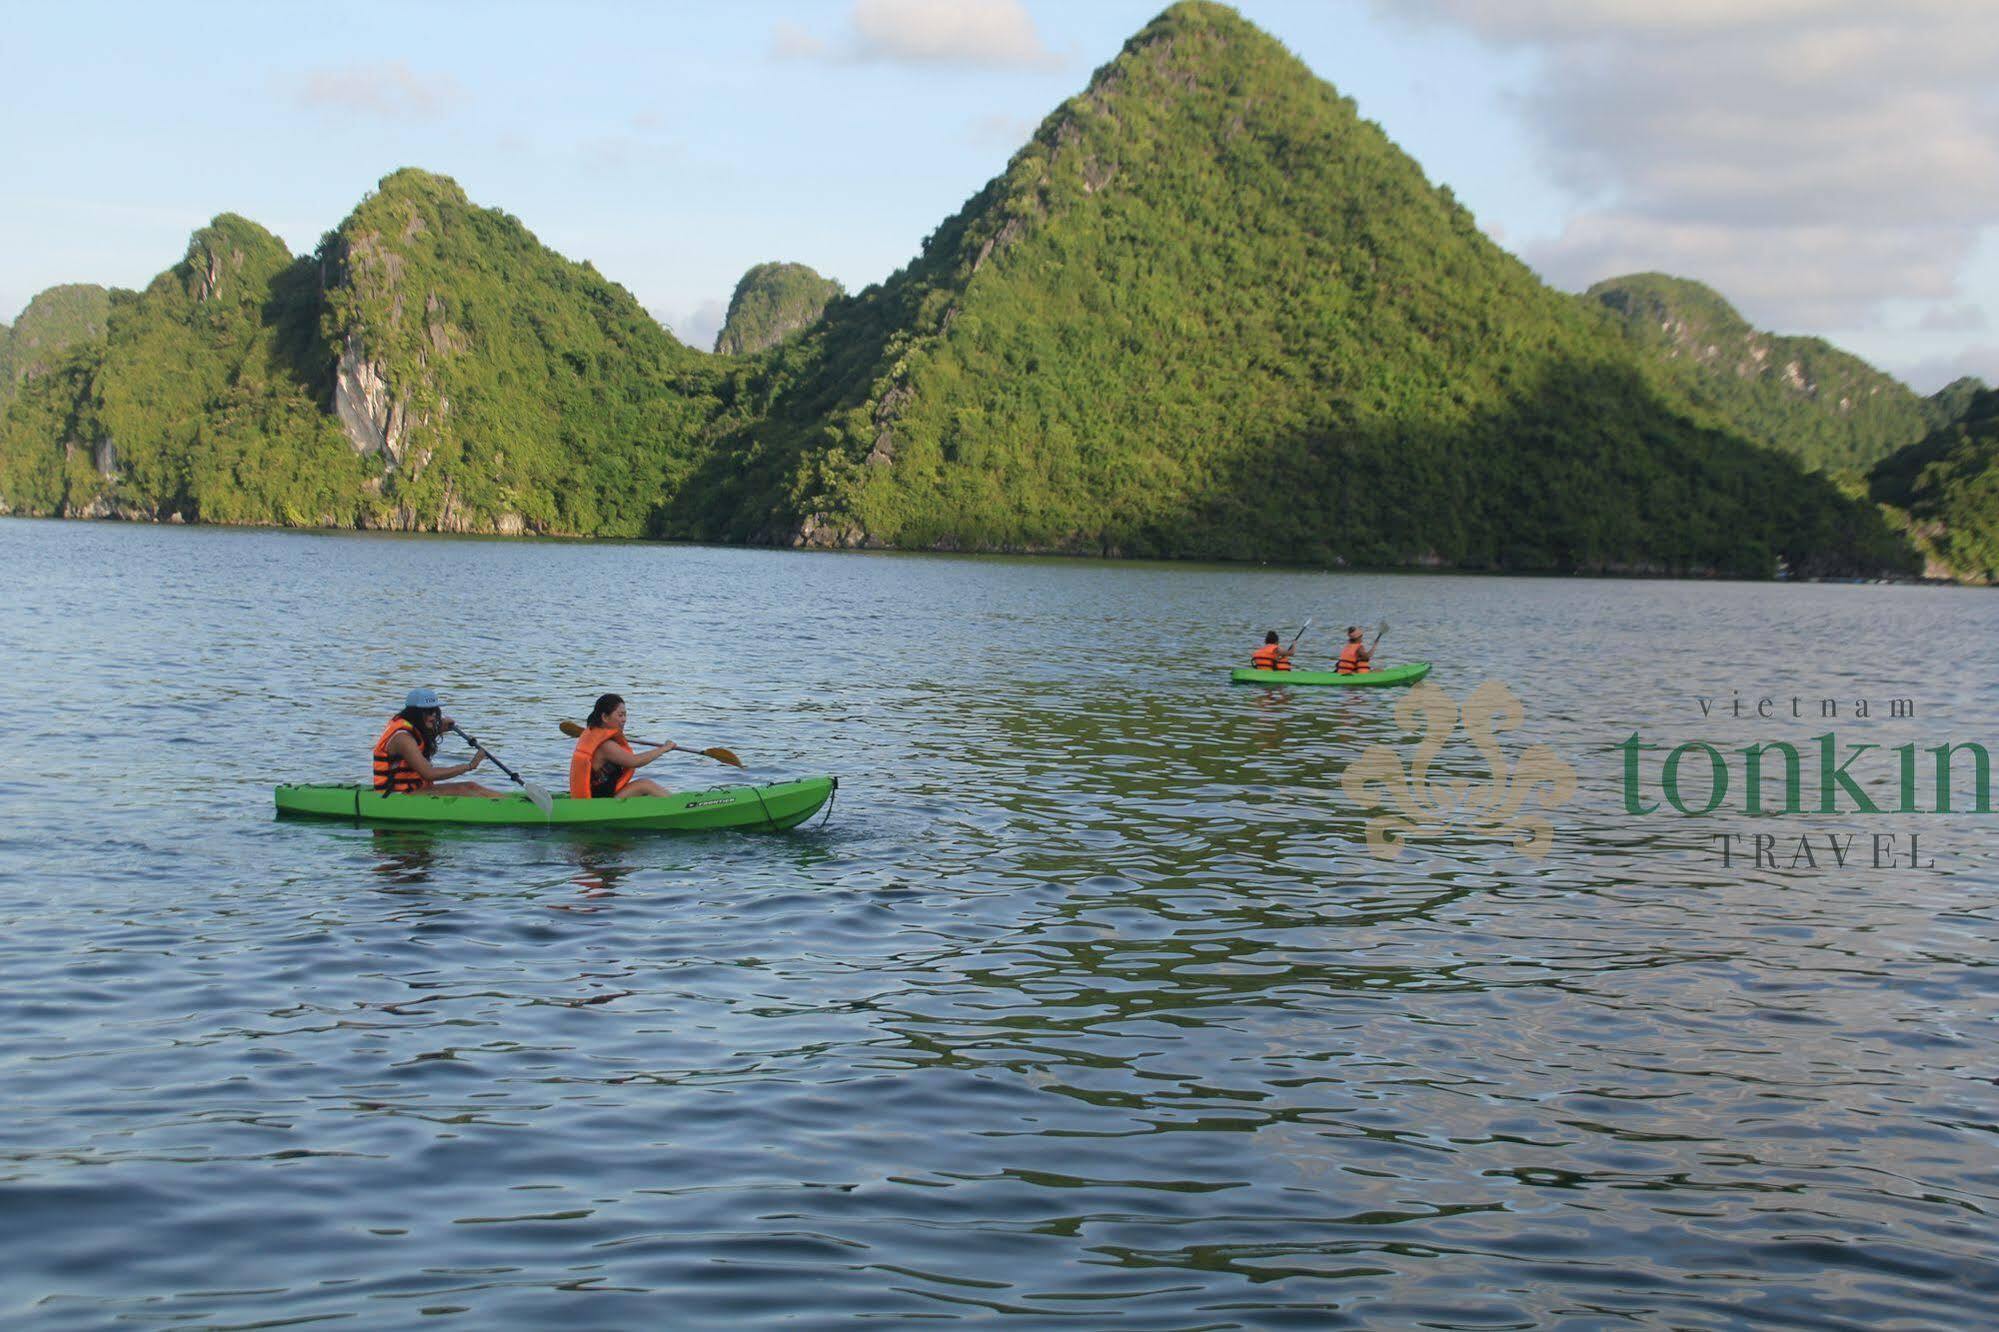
[370,687,502,797]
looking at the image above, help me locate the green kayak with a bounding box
[1231,661,1432,687]
[275,776,837,831]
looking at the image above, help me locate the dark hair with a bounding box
[1265,630,1280,644]
[396,705,441,756]
[587,693,624,728]
[1346,625,1360,635]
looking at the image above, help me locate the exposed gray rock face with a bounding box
[794,511,870,548]
[334,335,406,463]
[333,333,441,473]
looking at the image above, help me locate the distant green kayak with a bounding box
[275,776,836,831]
[1231,661,1432,687]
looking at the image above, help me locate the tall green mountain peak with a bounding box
[686,1,1902,575]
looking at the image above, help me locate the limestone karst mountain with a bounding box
[0,3,1921,577]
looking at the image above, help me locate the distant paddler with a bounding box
[1334,625,1373,675]
[569,693,679,799]
[372,688,503,797]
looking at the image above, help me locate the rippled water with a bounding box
[2,518,1995,1329]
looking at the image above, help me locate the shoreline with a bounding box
[0,509,1976,588]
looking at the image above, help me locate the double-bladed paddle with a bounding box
[558,720,744,769]
[449,723,554,813]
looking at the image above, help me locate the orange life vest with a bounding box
[372,717,429,793]
[1250,644,1291,671]
[1336,642,1371,674]
[569,726,634,799]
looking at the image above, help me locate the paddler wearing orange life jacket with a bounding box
[1335,625,1373,674]
[371,687,502,797]
[1250,630,1294,671]
[568,693,679,799]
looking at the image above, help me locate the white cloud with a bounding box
[1891,344,1997,395]
[772,0,1063,71]
[1918,303,1989,334]
[964,113,1036,149]
[293,61,464,121]
[1526,215,1969,331]
[1376,1,1999,336]
[658,298,729,354]
[770,20,830,61]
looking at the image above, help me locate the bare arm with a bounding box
[597,738,676,772]
[390,731,485,782]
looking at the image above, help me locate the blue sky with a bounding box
[6,1,1994,389]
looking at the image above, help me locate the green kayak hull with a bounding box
[275,776,837,831]
[1231,661,1433,687]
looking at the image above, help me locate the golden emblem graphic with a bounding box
[1342,680,1577,860]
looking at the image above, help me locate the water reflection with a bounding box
[561,834,641,905]
[369,827,444,885]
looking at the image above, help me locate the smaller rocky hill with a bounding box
[714,262,844,356]
[1869,386,1999,583]
[1588,273,1930,473]
[0,283,113,410]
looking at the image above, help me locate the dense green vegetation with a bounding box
[0,173,724,533]
[320,168,721,534]
[1869,387,1999,582]
[1924,375,1987,432]
[0,2,1932,579]
[0,218,360,524]
[715,262,844,356]
[1587,273,1932,473]
[0,283,112,412]
[680,2,1908,576]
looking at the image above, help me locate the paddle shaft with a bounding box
[1285,617,1312,653]
[449,724,526,787]
[557,719,741,768]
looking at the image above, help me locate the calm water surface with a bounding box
[1,518,1995,1329]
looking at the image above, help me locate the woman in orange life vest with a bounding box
[568,693,679,799]
[1250,630,1293,671]
[1335,625,1372,674]
[371,687,502,796]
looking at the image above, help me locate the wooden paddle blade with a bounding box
[703,747,744,768]
[559,720,585,737]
